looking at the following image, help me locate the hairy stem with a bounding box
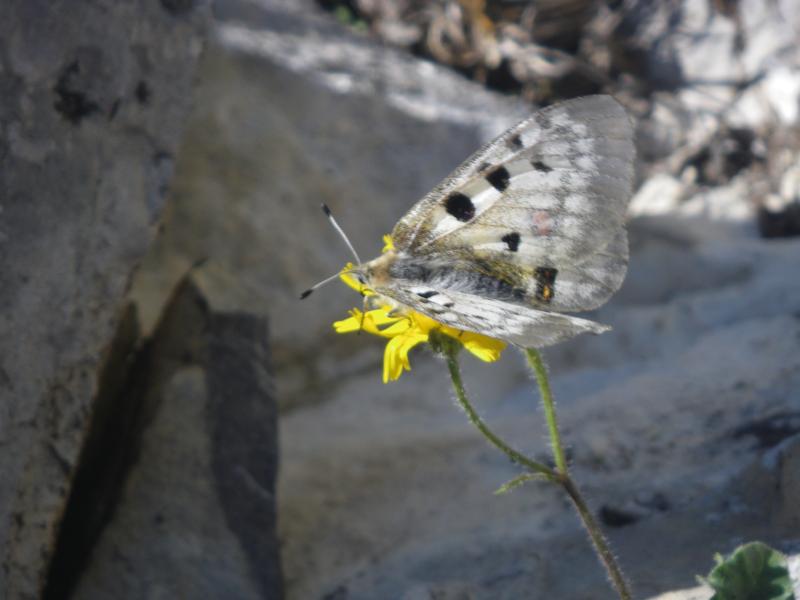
[524,348,567,475]
[560,476,632,600]
[441,341,632,600]
[524,348,632,600]
[444,352,556,480]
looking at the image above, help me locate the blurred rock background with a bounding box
[1,0,799,598]
[0,1,209,597]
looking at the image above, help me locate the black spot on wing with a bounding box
[414,288,455,309]
[486,166,511,191]
[501,232,521,252]
[534,267,558,303]
[508,134,524,151]
[445,192,475,222]
[477,162,492,173]
[535,267,557,286]
[531,160,553,173]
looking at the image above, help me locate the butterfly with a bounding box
[309,95,635,348]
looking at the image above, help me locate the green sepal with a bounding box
[429,329,462,358]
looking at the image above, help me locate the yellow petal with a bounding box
[339,263,374,296]
[357,313,387,336]
[367,308,406,327]
[460,332,507,362]
[333,311,362,333]
[383,336,405,382]
[382,235,395,253]
[408,311,442,334]
[334,308,406,337]
[382,330,427,382]
[377,317,413,337]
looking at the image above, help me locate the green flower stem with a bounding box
[444,352,557,481]
[525,348,632,600]
[524,348,568,475]
[560,476,632,600]
[442,343,632,600]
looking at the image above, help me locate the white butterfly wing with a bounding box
[376,285,609,348]
[390,95,635,313]
[537,227,628,312]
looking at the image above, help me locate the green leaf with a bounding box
[494,472,545,495]
[706,541,795,600]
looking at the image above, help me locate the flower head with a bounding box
[333,236,506,382]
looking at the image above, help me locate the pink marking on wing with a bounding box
[532,211,552,236]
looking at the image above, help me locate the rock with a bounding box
[0,1,205,596]
[616,0,799,169]
[628,174,685,217]
[759,157,800,238]
[64,266,281,599]
[791,553,800,596]
[648,586,713,600]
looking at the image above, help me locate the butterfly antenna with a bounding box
[300,204,363,300]
[299,271,346,299]
[321,203,362,266]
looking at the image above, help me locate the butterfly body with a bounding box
[357,95,635,348]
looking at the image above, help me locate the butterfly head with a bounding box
[358,249,397,290]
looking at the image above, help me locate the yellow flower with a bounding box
[333,237,506,382]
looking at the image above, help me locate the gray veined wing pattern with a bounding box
[389,95,635,315]
[376,284,611,349]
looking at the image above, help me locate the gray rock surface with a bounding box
[0,1,205,597]
[68,266,281,599]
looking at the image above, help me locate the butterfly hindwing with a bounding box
[376,284,610,348]
[525,227,629,312]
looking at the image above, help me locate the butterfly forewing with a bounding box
[388,95,634,318]
[372,95,635,346]
[393,96,633,257]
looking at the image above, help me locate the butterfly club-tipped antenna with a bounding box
[299,272,343,299]
[300,203,364,300]
[322,203,362,266]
